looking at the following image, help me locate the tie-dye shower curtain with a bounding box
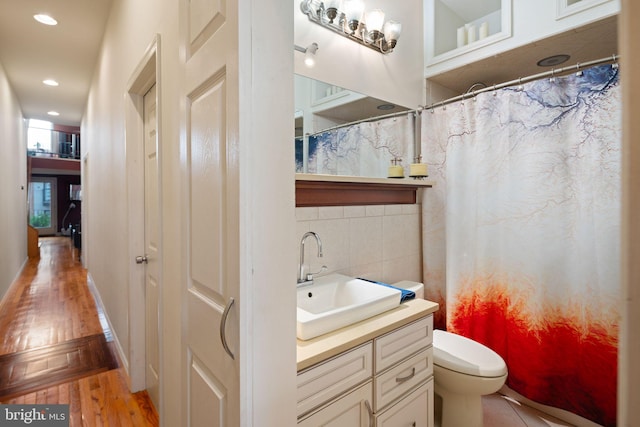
[421,64,620,426]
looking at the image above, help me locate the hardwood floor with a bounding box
[0,237,158,426]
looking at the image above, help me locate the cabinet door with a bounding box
[375,379,434,427]
[298,382,373,427]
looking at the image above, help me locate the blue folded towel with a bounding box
[357,278,416,302]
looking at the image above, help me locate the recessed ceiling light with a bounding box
[377,104,396,111]
[47,111,60,116]
[43,79,59,86]
[537,54,570,67]
[34,14,57,26]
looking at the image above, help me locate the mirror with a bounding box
[295,74,409,137]
[295,74,415,178]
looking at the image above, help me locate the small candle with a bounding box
[457,26,467,48]
[467,24,477,44]
[479,22,489,39]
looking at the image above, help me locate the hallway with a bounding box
[0,237,158,426]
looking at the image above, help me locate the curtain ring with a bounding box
[493,84,497,96]
[441,101,446,111]
[549,68,556,83]
[612,54,619,70]
[576,62,583,77]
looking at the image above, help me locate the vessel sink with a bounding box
[297,273,402,340]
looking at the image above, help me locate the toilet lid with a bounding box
[433,330,507,377]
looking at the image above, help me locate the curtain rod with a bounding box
[424,54,620,111]
[305,54,619,137]
[306,108,416,136]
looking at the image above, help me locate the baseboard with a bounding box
[0,257,29,313]
[86,272,130,379]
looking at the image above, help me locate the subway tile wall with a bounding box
[296,204,422,285]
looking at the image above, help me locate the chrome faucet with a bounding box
[298,231,325,285]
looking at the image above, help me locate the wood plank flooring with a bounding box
[0,237,158,426]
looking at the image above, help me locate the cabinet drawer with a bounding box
[298,381,373,426]
[374,348,433,411]
[375,378,434,427]
[375,316,432,373]
[297,342,373,417]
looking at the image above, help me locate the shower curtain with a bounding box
[421,64,620,426]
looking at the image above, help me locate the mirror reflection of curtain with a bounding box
[301,113,415,178]
[421,64,620,427]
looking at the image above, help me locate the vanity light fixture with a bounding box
[295,42,319,67]
[299,0,401,54]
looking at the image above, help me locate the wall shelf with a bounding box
[295,174,434,207]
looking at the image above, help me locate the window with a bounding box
[27,119,53,153]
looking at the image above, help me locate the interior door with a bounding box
[182,1,240,425]
[143,83,160,408]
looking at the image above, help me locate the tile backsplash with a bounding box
[296,204,422,285]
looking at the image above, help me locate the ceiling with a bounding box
[0,1,617,127]
[0,0,112,126]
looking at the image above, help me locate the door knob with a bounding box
[135,255,148,264]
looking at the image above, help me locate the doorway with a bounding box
[29,177,57,236]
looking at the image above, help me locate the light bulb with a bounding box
[366,9,385,32]
[366,9,385,41]
[304,43,318,68]
[324,0,341,23]
[383,20,402,48]
[343,0,364,33]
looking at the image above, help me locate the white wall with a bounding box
[82,0,180,424]
[619,0,640,424]
[296,204,423,284]
[294,0,425,109]
[0,60,27,300]
[83,0,297,425]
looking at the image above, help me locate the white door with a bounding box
[143,83,160,408]
[182,2,240,426]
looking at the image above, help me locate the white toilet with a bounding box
[392,281,508,427]
[433,330,507,427]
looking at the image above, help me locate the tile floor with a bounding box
[482,393,574,427]
[434,393,575,427]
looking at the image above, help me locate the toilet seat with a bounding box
[433,330,507,378]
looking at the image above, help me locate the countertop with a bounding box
[295,173,434,187]
[297,298,439,372]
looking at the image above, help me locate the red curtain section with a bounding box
[448,281,617,427]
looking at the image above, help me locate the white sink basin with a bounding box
[297,273,402,340]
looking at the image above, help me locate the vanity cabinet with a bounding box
[297,316,434,427]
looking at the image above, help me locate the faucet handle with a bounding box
[306,265,328,281]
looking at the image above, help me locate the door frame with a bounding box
[125,35,162,394]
